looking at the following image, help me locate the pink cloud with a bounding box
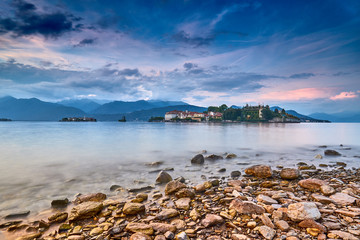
[330,91,358,100]
[258,88,331,101]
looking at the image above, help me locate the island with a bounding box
[118,116,126,122]
[60,117,97,122]
[0,118,12,121]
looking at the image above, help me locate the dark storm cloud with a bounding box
[183,62,198,70]
[289,73,315,79]
[0,0,81,38]
[172,31,214,47]
[74,38,97,47]
[119,68,140,76]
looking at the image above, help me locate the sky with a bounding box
[0,0,359,114]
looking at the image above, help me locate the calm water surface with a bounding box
[0,122,359,218]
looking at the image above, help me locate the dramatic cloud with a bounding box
[330,91,358,100]
[74,38,96,47]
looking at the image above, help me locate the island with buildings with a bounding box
[59,117,97,122]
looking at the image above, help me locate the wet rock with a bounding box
[123,202,145,215]
[205,154,223,160]
[110,184,123,191]
[201,214,224,227]
[330,193,356,205]
[59,223,71,233]
[90,227,103,236]
[128,185,154,193]
[259,225,276,240]
[0,221,22,229]
[298,178,326,190]
[48,212,68,223]
[175,188,195,199]
[164,231,175,239]
[136,193,148,201]
[5,211,30,219]
[218,168,226,172]
[195,181,212,192]
[74,193,106,204]
[156,209,179,220]
[245,165,272,178]
[315,154,323,159]
[320,185,335,195]
[175,198,191,210]
[328,230,358,240]
[129,232,152,240]
[15,232,42,240]
[230,171,241,178]
[175,232,189,240]
[126,222,153,235]
[150,223,176,234]
[191,154,204,164]
[280,168,300,180]
[287,202,321,221]
[324,149,341,156]
[298,219,326,233]
[275,220,289,231]
[229,198,265,214]
[165,180,186,195]
[257,194,278,204]
[68,202,103,221]
[156,171,173,184]
[50,198,69,208]
[226,153,237,159]
[68,235,85,240]
[146,161,163,166]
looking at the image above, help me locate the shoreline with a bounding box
[1,152,359,240]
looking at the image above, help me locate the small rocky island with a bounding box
[0,118,12,121]
[1,149,359,240]
[60,117,97,122]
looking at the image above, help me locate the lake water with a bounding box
[0,122,359,218]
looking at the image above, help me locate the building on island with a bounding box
[165,110,222,122]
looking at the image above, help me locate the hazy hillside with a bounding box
[270,106,328,122]
[0,96,86,121]
[58,99,101,113]
[309,112,360,122]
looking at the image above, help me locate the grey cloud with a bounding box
[184,62,198,70]
[289,73,315,79]
[172,31,214,47]
[74,38,96,47]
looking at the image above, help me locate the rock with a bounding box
[324,149,341,156]
[155,235,167,240]
[328,231,358,240]
[257,194,278,204]
[298,178,326,190]
[320,185,335,195]
[260,213,275,228]
[15,232,42,240]
[205,154,223,160]
[201,214,224,227]
[129,232,152,240]
[123,202,145,215]
[164,231,175,239]
[229,198,265,214]
[68,236,85,240]
[156,209,179,220]
[74,193,106,204]
[258,225,276,240]
[146,161,163,166]
[247,221,256,228]
[226,153,237,159]
[275,220,289,231]
[90,227,103,236]
[68,202,103,221]
[323,222,341,230]
[59,223,71,233]
[191,154,204,164]
[150,223,176,234]
[175,232,189,240]
[330,193,356,205]
[136,193,148,201]
[230,171,241,178]
[175,198,191,210]
[165,180,186,195]
[110,185,124,191]
[244,165,272,178]
[232,234,251,240]
[156,171,173,184]
[315,154,323,159]
[298,219,326,232]
[218,168,226,172]
[126,222,153,235]
[280,168,300,180]
[175,188,195,199]
[287,202,321,221]
[195,181,212,192]
[128,186,154,193]
[311,194,335,204]
[48,212,68,223]
[5,211,30,219]
[190,208,201,221]
[171,219,186,230]
[51,198,69,208]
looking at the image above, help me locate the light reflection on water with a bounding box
[0,122,359,217]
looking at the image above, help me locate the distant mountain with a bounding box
[309,112,360,122]
[270,106,328,122]
[94,105,207,121]
[230,105,241,109]
[58,99,101,113]
[91,100,188,115]
[0,97,86,121]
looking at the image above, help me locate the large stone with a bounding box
[258,226,276,240]
[328,231,358,240]
[320,185,335,196]
[191,154,204,164]
[156,209,179,220]
[287,202,321,221]
[129,232,152,240]
[5,211,30,219]
[15,233,42,240]
[275,220,289,231]
[74,193,106,204]
[298,179,326,190]
[245,165,272,178]
[126,222,154,235]
[175,188,195,199]
[257,194,278,205]
[48,212,68,223]
[175,198,191,210]
[150,223,176,234]
[324,149,341,156]
[330,193,357,205]
[156,171,173,184]
[175,232,189,240]
[68,202,103,221]
[201,214,224,227]
[260,214,275,228]
[280,168,300,180]
[298,219,326,233]
[229,198,265,214]
[311,194,335,204]
[165,180,186,195]
[123,202,145,215]
[205,154,223,160]
[190,208,201,221]
[195,181,212,192]
[51,198,69,208]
